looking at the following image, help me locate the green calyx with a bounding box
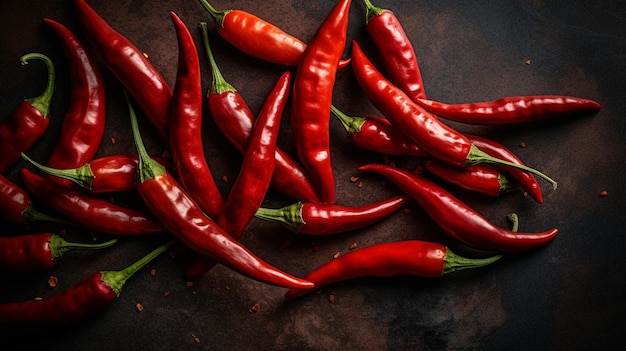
[255,202,305,233]
[21,153,95,190]
[21,53,55,118]
[125,91,166,184]
[49,234,118,260]
[497,171,518,194]
[362,0,389,23]
[101,240,177,296]
[331,105,366,138]
[198,0,231,28]
[22,202,74,226]
[466,144,558,190]
[200,22,236,95]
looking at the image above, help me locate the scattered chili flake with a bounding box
[136,303,144,312]
[349,243,358,250]
[225,285,231,291]
[525,59,531,65]
[222,175,228,183]
[403,207,411,214]
[185,281,194,288]
[143,52,149,59]
[357,181,363,188]
[350,175,359,183]
[249,303,261,313]
[192,290,197,295]
[333,252,342,259]
[35,297,43,301]
[329,294,335,304]
[523,191,529,198]
[191,333,201,344]
[110,137,116,144]
[164,291,171,297]
[519,141,526,148]
[600,190,608,197]
[48,275,58,288]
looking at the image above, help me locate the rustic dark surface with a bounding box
[1,0,625,350]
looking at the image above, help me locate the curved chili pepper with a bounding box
[21,153,172,194]
[0,233,117,274]
[0,174,69,226]
[0,53,54,174]
[425,160,516,197]
[255,195,410,235]
[197,0,350,68]
[0,239,176,332]
[72,0,171,144]
[331,105,428,157]
[201,22,323,204]
[285,240,502,299]
[127,89,313,289]
[362,0,426,101]
[359,163,558,252]
[351,41,558,190]
[170,12,224,218]
[20,168,165,236]
[42,18,106,170]
[184,71,289,281]
[291,0,353,204]
[416,96,601,125]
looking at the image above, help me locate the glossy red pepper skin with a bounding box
[425,161,515,197]
[255,195,410,235]
[170,12,224,218]
[416,96,601,125]
[290,0,352,204]
[467,135,543,204]
[0,233,116,274]
[73,0,172,144]
[363,0,426,101]
[0,54,54,173]
[359,163,558,252]
[0,174,65,226]
[332,105,428,157]
[20,168,165,236]
[197,0,350,68]
[42,18,106,170]
[184,71,288,281]
[285,240,501,299]
[202,23,322,204]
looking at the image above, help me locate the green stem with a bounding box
[330,105,366,137]
[49,234,118,260]
[22,202,75,226]
[255,202,305,233]
[197,0,230,27]
[467,144,558,190]
[101,239,177,296]
[362,0,387,23]
[21,153,95,190]
[125,91,166,183]
[21,53,55,118]
[200,22,236,95]
[497,172,518,194]
[507,213,520,233]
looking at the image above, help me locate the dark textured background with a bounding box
[1,0,625,350]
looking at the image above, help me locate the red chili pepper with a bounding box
[0,239,176,331]
[184,70,289,281]
[425,161,516,197]
[362,0,427,101]
[169,12,224,218]
[359,163,558,252]
[20,153,172,194]
[416,95,601,125]
[351,41,558,190]
[42,18,106,170]
[285,240,502,299]
[0,174,69,226]
[197,0,350,68]
[255,195,410,235]
[331,105,429,157]
[126,89,313,289]
[20,168,165,236]
[0,233,117,274]
[72,0,172,144]
[0,53,54,174]
[201,22,323,204]
[291,0,353,204]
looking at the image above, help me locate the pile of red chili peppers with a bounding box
[0,0,601,334]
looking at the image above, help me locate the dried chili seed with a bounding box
[333,252,342,259]
[48,275,58,288]
[350,175,359,183]
[357,181,363,188]
[249,303,260,313]
[191,333,201,344]
[110,137,116,144]
[600,190,608,197]
[135,303,144,312]
[329,294,335,304]
[164,291,171,297]
[150,268,157,276]
[519,141,527,148]
[222,175,228,183]
[525,59,531,65]
[225,285,231,291]
[349,243,358,250]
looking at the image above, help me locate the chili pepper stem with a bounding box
[498,172,517,194]
[331,105,365,136]
[21,153,95,190]
[22,203,75,225]
[508,213,520,232]
[50,235,118,260]
[20,53,55,118]
[200,22,236,95]
[255,202,305,232]
[101,239,177,296]
[362,0,385,23]
[468,144,558,190]
[197,0,228,27]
